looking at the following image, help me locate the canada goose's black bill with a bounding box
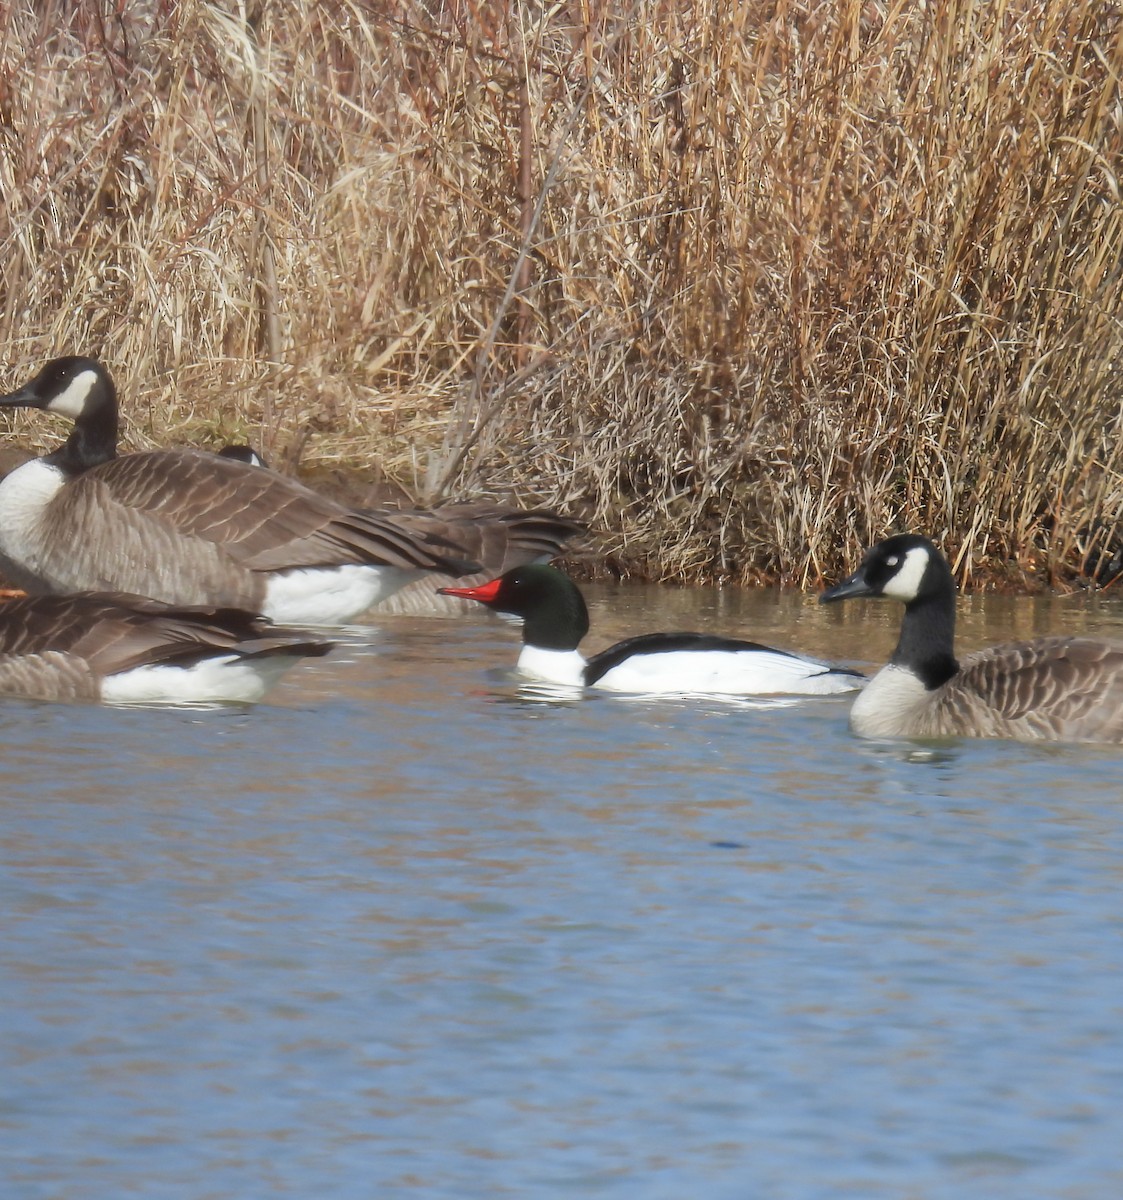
[819,571,874,603]
[0,384,36,408]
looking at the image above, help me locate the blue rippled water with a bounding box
[1,583,1121,1199]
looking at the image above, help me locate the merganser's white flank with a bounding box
[439,564,864,696]
[216,443,587,617]
[820,533,1123,742]
[0,591,332,705]
[0,357,482,624]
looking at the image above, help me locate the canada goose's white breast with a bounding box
[517,645,586,687]
[848,664,932,736]
[593,647,860,695]
[0,459,68,582]
[263,564,413,625]
[100,653,298,705]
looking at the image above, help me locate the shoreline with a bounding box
[0,438,1114,597]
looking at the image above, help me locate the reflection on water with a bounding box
[2,582,1123,1199]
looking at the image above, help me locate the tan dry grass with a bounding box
[0,0,1120,587]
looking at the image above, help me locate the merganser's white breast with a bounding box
[516,644,587,687]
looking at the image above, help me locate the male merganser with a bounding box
[821,532,1123,741]
[440,563,864,695]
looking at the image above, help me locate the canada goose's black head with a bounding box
[821,534,959,688]
[0,357,119,473]
[820,534,953,608]
[438,563,591,650]
[218,444,268,469]
[0,356,116,424]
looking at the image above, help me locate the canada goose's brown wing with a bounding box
[381,504,586,574]
[359,506,586,615]
[65,596,332,675]
[0,652,101,702]
[951,637,1123,741]
[67,451,479,573]
[0,592,331,680]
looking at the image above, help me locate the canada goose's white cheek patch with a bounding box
[45,369,100,420]
[882,546,931,601]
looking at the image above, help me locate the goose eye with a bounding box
[885,555,899,567]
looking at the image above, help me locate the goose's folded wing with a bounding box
[381,504,587,573]
[957,636,1123,735]
[64,451,479,573]
[0,591,328,676]
[0,652,100,701]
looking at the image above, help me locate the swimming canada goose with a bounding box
[0,357,482,624]
[0,591,332,704]
[820,533,1123,742]
[439,563,864,695]
[217,443,588,617]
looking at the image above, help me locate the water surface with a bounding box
[1,583,1121,1199]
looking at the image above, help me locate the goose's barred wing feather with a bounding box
[367,504,586,574]
[0,591,331,702]
[67,451,479,574]
[0,591,330,675]
[952,637,1123,739]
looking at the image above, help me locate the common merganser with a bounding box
[821,533,1123,742]
[439,563,864,695]
[0,357,481,625]
[0,590,332,704]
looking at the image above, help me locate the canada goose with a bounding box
[820,533,1123,742]
[217,443,588,617]
[439,563,864,695]
[0,357,481,624]
[0,591,332,704]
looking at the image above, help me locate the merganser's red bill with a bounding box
[437,577,503,603]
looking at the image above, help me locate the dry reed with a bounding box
[0,0,1120,587]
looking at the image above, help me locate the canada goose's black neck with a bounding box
[44,403,119,475]
[892,580,959,690]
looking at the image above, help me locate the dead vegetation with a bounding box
[0,1,1120,587]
